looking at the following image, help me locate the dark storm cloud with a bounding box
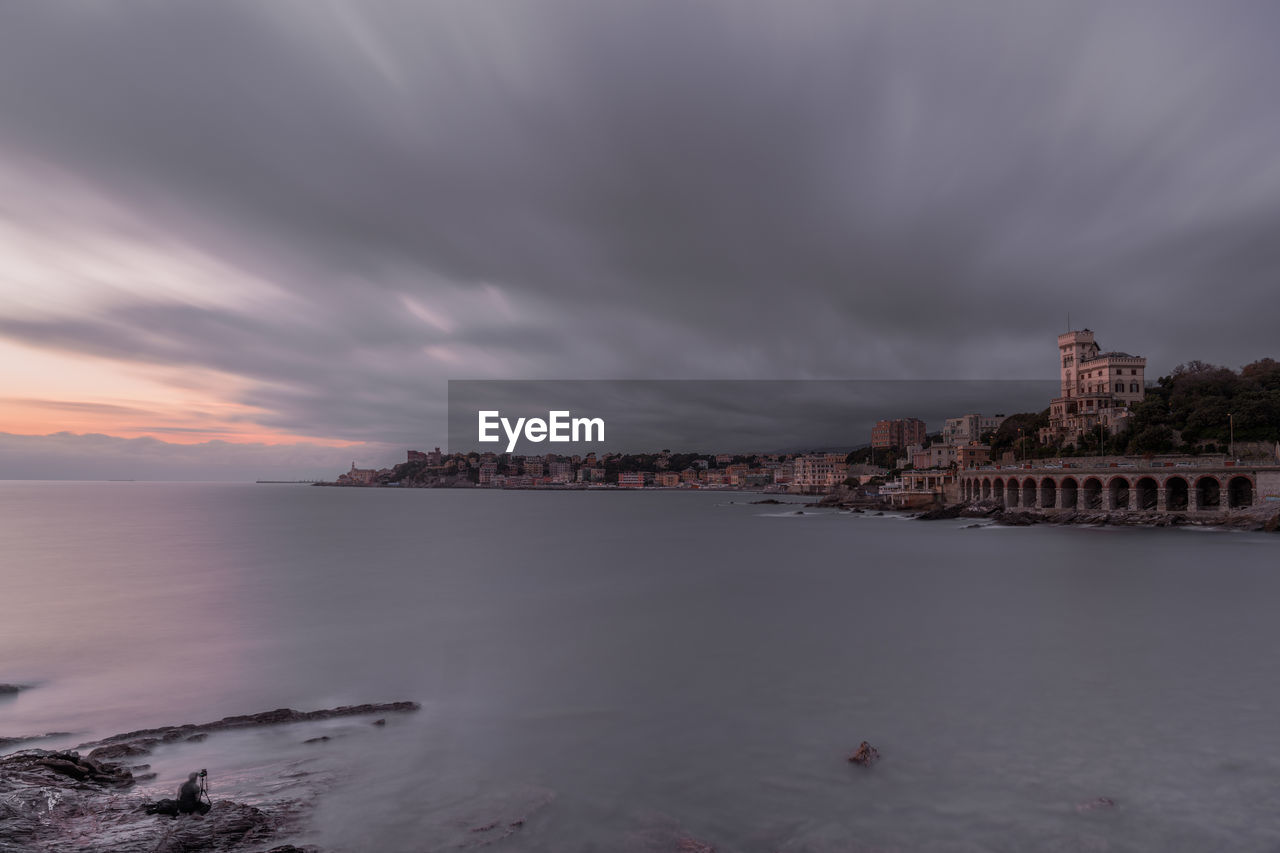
[2,1,1280,461]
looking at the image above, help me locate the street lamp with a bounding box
[1229,412,1234,461]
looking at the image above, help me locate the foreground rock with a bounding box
[0,701,417,853]
[0,683,28,695]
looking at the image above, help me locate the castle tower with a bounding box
[1057,329,1099,399]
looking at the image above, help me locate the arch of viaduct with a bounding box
[957,466,1275,514]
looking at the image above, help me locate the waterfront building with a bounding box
[791,453,849,493]
[478,461,497,485]
[1044,329,1147,445]
[617,472,645,488]
[655,472,681,487]
[336,462,381,486]
[872,418,927,450]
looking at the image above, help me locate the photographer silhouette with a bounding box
[176,769,212,816]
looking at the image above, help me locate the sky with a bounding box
[1,2,1278,478]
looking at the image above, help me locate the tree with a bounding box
[990,410,1049,458]
[1127,424,1176,455]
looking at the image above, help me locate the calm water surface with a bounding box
[2,482,1279,851]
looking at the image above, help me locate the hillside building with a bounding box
[1043,329,1147,445]
[871,418,927,450]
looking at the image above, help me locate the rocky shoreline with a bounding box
[806,490,1280,530]
[0,701,419,853]
[911,500,1280,531]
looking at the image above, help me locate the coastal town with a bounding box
[324,329,1280,522]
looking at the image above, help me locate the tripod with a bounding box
[197,771,211,810]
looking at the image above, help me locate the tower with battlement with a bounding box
[1044,328,1146,445]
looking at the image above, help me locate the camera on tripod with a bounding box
[198,769,207,778]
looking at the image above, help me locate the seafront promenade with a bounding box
[956,457,1280,515]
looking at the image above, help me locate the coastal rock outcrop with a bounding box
[83,701,419,761]
[0,701,419,853]
[0,732,72,751]
[915,502,1280,531]
[914,505,965,520]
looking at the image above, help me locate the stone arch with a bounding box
[1165,476,1189,511]
[992,479,1004,503]
[1195,476,1221,510]
[1082,477,1103,510]
[1021,477,1037,507]
[1007,477,1021,507]
[982,478,991,500]
[1060,477,1079,509]
[1108,477,1130,511]
[1135,477,1159,511]
[1039,477,1056,509]
[1228,475,1254,509]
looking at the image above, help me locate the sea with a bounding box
[2,481,1279,852]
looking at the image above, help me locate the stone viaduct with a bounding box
[957,461,1280,515]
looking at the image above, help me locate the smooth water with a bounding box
[2,482,1279,851]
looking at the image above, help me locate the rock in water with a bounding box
[848,741,881,766]
[915,505,964,520]
[1076,796,1116,813]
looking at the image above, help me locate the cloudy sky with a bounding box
[1,2,1278,478]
